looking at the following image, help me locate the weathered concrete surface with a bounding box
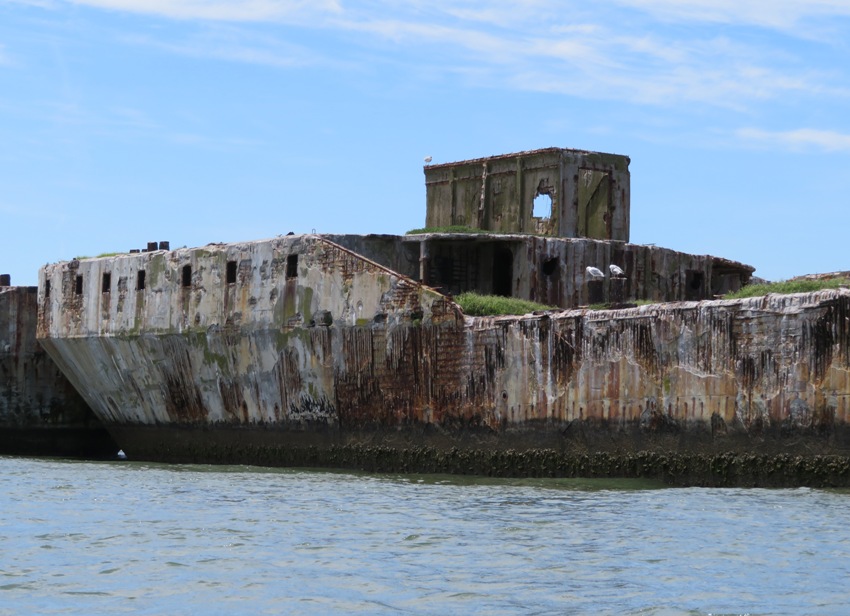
[409,235,751,306]
[0,285,117,456]
[326,233,753,307]
[36,232,850,483]
[38,235,460,428]
[425,148,631,241]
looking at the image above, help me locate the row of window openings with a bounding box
[66,256,299,296]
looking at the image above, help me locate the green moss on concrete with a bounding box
[147,254,167,287]
[301,287,314,323]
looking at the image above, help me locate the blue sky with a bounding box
[2,0,849,285]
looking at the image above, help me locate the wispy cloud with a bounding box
[120,26,330,69]
[63,0,850,31]
[38,0,850,111]
[611,0,850,31]
[6,0,58,7]
[70,0,342,22]
[737,127,850,151]
[0,199,66,221]
[333,13,835,108]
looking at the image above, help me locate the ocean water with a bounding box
[1,457,848,615]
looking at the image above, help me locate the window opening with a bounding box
[226,260,237,284]
[137,270,146,291]
[685,270,705,300]
[182,264,192,287]
[689,271,705,290]
[542,258,558,276]
[102,272,111,293]
[45,280,51,299]
[286,255,298,279]
[533,193,552,219]
[75,275,83,295]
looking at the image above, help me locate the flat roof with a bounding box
[423,147,629,170]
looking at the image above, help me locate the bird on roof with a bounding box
[586,266,604,279]
[609,264,626,277]
[424,156,433,163]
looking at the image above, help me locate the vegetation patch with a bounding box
[73,252,124,260]
[455,292,556,316]
[725,278,850,299]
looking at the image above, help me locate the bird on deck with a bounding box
[609,264,626,277]
[586,266,605,279]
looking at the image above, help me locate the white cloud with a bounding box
[737,127,850,151]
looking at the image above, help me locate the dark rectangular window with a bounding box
[75,275,83,295]
[137,270,146,291]
[102,272,111,293]
[182,264,192,287]
[226,260,237,284]
[45,280,51,299]
[286,255,298,279]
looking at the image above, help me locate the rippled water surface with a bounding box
[1,456,849,615]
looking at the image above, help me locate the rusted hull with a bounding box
[0,286,118,457]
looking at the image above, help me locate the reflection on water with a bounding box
[1,456,848,615]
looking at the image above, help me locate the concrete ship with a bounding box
[34,148,850,484]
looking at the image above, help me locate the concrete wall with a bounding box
[330,233,753,307]
[424,148,631,241]
[38,236,461,427]
[477,290,850,447]
[0,284,115,456]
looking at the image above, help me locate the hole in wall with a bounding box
[542,258,558,276]
[102,272,111,293]
[226,261,237,284]
[137,270,146,291]
[75,275,83,295]
[533,193,552,219]
[182,265,192,287]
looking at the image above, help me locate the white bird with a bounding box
[424,156,433,163]
[609,264,626,277]
[586,266,604,279]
